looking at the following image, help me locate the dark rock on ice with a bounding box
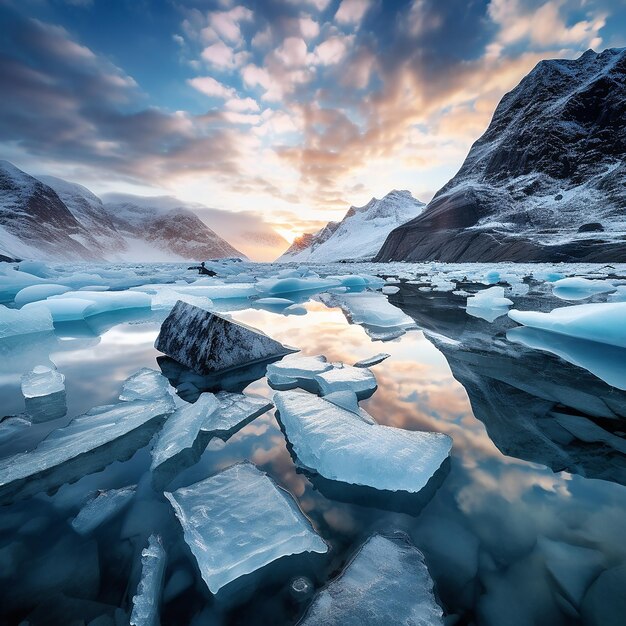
[155,301,297,376]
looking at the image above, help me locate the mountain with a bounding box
[0,161,245,262]
[277,190,425,262]
[377,47,626,263]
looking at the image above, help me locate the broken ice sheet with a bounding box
[155,301,297,375]
[165,463,327,594]
[119,368,173,402]
[314,363,377,399]
[0,396,174,504]
[130,534,167,626]
[71,485,136,536]
[300,533,444,626]
[274,390,452,493]
[319,291,416,341]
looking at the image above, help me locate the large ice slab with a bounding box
[315,363,377,399]
[151,393,220,473]
[509,302,626,349]
[130,534,167,626]
[204,391,273,438]
[155,301,296,375]
[14,284,71,307]
[0,397,174,504]
[266,355,333,390]
[165,463,327,594]
[274,390,451,493]
[300,533,444,625]
[71,485,136,536]
[320,291,416,341]
[255,276,340,296]
[552,277,617,301]
[0,304,53,339]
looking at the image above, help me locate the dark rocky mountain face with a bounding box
[377,48,626,262]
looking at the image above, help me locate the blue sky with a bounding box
[0,0,624,257]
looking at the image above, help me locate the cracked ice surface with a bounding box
[274,390,451,493]
[203,391,273,437]
[300,534,444,626]
[165,463,327,594]
[130,534,167,626]
[119,368,173,402]
[0,396,174,503]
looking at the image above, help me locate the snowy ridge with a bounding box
[377,48,626,263]
[0,161,245,262]
[277,190,424,262]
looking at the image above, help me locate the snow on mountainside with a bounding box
[377,47,626,263]
[0,162,245,262]
[278,190,425,262]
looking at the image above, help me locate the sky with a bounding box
[0,0,624,260]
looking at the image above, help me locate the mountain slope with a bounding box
[0,163,246,262]
[278,190,424,262]
[377,47,626,263]
[0,161,101,261]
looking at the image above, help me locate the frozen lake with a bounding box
[1,260,625,625]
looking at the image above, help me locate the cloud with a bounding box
[335,0,371,25]
[188,75,234,98]
[201,40,247,69]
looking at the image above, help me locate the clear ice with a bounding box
[71,486,136,536]
[165,463,327,594]
[130,534,167,626]
[273,390,452,493]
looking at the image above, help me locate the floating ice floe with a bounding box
[205,391,273,439]
[551,277,617,301]
[71,485,136,536]
[130,534,167,626]
[319,291,417,341]
[466,287,513,322]
[0,266,43,303]
[0,304,53,339]
[267,355,377,399]
[14,284,71,307]
[299,533,444,626]
[274,390,451,493]
[0,396,174,504]
[165,463,327,594]
[119,368,172,402]
[151,393,219,473]
[507,326,626,390]
[509,302,626,349]
[382,285,400,295]
[353,353,390,368]
[255,276,340,296]
[155,302,297,375]
[21,365,67,422]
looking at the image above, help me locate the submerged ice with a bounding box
[165,463,327,594]
[274,390,451,493]
[300,533,443,625]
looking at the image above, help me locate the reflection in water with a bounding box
[0,299,625,625]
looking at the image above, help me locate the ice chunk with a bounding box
[300,533,444,626]
[284,304,307,316]
[23,298,95,322]
[320,291,416,341]
[314,363,377,399]
[274,390,451,493]
[14,284,71,307]
[382,285,400,294]
[266,355,333,389]
[507,326,626,390]
[71,486,136,536]
[0,304,53,339]
[0,266,43,302]
[255,297,295,306]
[509,302,626,349]
[151,393,220,472]
[150,288,212,311]
[322,390,376,424]
[255,276,340,296]
[119,368,172,402]
[552,277,617,301]
[0,397,174,504]
[155,301,297,375]
[130,534,167,626]
[165,463,327,594]
[353,353,390,368]
[21,365,65,398]
[466,287,513,322]
[50,290,152,317]
[204,391,273,438]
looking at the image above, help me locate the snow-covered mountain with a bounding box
[0,161,245,262]
[377,47,626,263]
[277,190,425,262]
